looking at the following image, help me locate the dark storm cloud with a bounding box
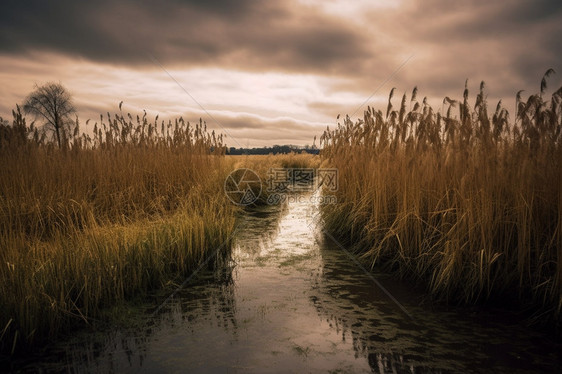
[401,0,562,39]
[0,0,370,74]
[5,0,559,96]
[362,0,562,99]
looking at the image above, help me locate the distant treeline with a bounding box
[227,145,319,155]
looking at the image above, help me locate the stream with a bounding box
[9,191,561,373]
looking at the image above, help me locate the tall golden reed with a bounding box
[321,72,562,324]
[0,108,235,354]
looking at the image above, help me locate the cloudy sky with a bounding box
[1,0,561,147]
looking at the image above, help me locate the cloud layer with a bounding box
[0,0,371,74]
[1,0,561,146]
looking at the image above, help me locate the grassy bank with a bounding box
[321,75,562,326]
[0,109,235,354]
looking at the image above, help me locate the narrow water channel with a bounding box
[11,192,561,373]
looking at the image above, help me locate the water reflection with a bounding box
[11,193,561,373]
[311,232,561,373]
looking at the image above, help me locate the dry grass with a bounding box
[229,153,320,205]
[0,108,235,354]
[230,152,320,170]
[321,73,562,325]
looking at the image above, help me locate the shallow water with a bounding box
[9,192,562,373]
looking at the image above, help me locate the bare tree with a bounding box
[23,82,76,148]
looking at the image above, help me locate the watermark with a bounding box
[224,168,262,206]
[266,193,337,205]
[224,167,338,206]
[266,168,338,193]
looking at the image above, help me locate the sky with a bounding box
[1,0,561,147]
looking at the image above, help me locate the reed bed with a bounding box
[230,153,320,205]
[230,152,320,171]
[321,72,562,325]
[0,108,235,354]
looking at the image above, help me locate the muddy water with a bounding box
[12,193,561,373]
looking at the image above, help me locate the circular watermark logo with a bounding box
[224,168,262,206]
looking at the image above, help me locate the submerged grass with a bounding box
[321,72,562,326]
[0,109,235,354]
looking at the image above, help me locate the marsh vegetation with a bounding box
[320,72,562,327]
[0,107,235,354]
